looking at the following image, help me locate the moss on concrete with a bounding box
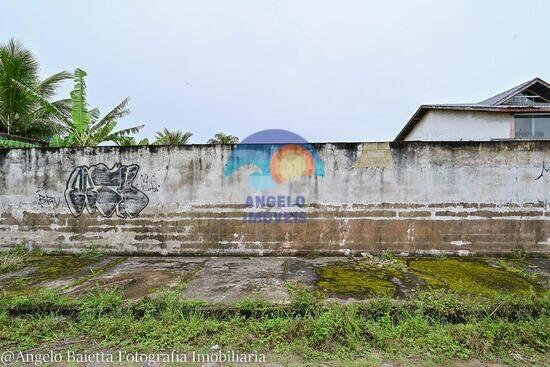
[407,258,541,296]
[317,262,402,298]
[316,258,544,299]
[28,256,100,280]
[0,255,103,295]
[93,270,186,299]
[67,256,128,289]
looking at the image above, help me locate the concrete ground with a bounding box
[1,254,549,367]
[1,255,548,302]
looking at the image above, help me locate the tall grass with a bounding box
[0,244,28,273]
[0,288,548,365]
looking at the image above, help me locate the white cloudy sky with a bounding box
[1,0,549,142]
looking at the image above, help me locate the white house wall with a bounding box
[404,110,513,141]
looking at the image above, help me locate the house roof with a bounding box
[478,77,550,105]
[394,77,550,141]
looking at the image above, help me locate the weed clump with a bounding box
[0,244,28,273]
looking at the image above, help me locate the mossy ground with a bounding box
[407,258,541,296]
[1,251,547,301]
[0,252,548,366]
[317,262,404,298]
[0,250,128,296]
[0,255,102,294]
[316,257,543,299]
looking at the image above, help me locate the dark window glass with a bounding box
[515,116,532,138]
[515,116,550,138]
[534,116,550,137]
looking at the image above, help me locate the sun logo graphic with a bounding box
[224,129,324,191]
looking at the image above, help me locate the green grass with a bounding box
[0,244,28,273]
[0,253,548,365]
[77,244,105,259]
[0,288,548,366]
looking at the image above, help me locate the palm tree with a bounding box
[116,136,150,146]
[16,68,143,147]
[154,128,192,145]
[207,132,239,145]
[0,38,71,141]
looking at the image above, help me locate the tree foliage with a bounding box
[154,128,192,145]
[207,132,239,145]
[0,38,71,140]
[16,68,143,147]
[116,136,150,146]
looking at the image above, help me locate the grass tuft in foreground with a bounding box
[0,285,548,366]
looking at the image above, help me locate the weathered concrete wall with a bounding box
[1,141,549,256]
[405,110,513,141]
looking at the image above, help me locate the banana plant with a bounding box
[15,68,143,147]
[0,132,45,148]
[0,138,37,148]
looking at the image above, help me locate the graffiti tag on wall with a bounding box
[36,183,61,209]
[535,161,550,182]
[65,163,149,218]
[140,173,161,192]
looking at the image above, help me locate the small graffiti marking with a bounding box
[140,174,161,192]
[535,161,550,181]
[36,183,60,209]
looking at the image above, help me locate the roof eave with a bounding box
[394,105,428,141]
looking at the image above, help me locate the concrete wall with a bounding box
[405,110,513,141]
[1,141,549,256]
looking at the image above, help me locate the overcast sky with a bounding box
[1,0,549,143]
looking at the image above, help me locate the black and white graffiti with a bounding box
[140,173,161,192]
[65,163,149,218]
[535,161,550,182]
[36,183,61,209]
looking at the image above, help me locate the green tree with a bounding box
[207,132,239,145]
[0,38,71,141]
[0,133,39,147]
[116,136,150,146]
[154,128,192,145]
[17,68,143,147]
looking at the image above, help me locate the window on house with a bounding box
[506,90,550,105]
[515,115,550,138]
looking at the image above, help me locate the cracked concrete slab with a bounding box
[1,255,548,302]
[182,257,290,303]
